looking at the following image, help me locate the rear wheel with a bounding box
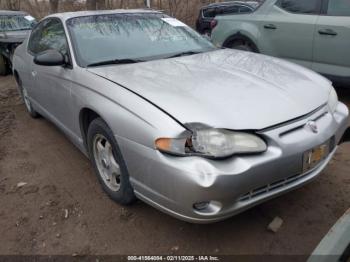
[87,118,136,205]
[21,85,39,118]
[0,55,8,76]
[17,75,39,118]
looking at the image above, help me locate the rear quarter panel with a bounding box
[211,13,262,47]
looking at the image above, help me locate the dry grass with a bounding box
[0,0,259,27]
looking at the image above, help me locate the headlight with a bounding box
[328,87,338,114]
[155,128,267,158]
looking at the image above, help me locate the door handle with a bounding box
[264,24,277,30]
[318,29,337,36]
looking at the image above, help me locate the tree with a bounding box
[86,0,97,10]
[97,0,106,9]
[49,0,59,13]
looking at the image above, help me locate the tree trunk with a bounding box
[97,0,106,10]
[6,0,20,10]
[49,0,59,13]
[86,0,97,10]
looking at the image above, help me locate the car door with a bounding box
[312,0,350,79]
[258,0,321,68]
[28,18,74,133]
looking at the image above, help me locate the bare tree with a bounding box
[86,0,97,10]
[3,0,20,10]
[97,0,106,9]
[49,0,59,13]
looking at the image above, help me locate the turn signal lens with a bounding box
[155,137,188,155]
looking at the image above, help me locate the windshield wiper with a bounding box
[87,58,144,67]
[167,51,202,59]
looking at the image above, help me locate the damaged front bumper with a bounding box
[120,102,350,223]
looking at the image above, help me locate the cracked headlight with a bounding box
[328,87,338,114]
[156,128,267,158]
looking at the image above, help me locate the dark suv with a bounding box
[196,1,259,35]
[0,10,36,75]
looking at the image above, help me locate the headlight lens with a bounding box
[328,87,338,114]
[156,128,267,158]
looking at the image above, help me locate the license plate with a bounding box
[303,141,330,172]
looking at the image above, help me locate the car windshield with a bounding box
[0,15,36,31]
[66,13,216,67]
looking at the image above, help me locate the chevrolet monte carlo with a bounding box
[13,10,350,223]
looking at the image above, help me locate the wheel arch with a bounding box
[222,32,260,52]
[79,107,102,150]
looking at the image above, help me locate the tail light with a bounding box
[210,19,218,30]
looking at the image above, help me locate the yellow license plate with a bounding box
[303,141,330,172]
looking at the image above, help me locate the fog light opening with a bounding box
[193,201,222,215]
[193,202,210,211]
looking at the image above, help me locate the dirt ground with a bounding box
[0,75,349,256]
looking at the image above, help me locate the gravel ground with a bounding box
[0,75,349,256]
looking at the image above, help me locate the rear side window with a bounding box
[327,0,350,16]
[277,0,320,14]
[239,6,253,13]
[203,8,216,18]
[28,18,68,55]
[221,6,239,15]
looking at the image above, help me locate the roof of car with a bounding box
[47,9,162,21]
[204,1,259,8]
[0,10,27,16]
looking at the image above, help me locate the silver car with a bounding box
[13,10,350,223]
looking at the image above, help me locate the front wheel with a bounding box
[87,118,136,205]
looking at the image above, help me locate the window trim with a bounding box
[275,0,323,15]
[27,17,73,69]
[320,0,350,16]
[201,4,254,18]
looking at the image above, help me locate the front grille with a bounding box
[238,172,308,202]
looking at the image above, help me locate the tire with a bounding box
[0,55,8,76]
[87,118,136,205]
[226,37,259,53]
[18,77,39,118]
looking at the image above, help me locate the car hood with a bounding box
[0,30,30,43]
[88,49,332,130]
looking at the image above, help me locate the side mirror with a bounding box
[34,50,65,66]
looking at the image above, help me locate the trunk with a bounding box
[86,0,97,10]
[49,0,59,14]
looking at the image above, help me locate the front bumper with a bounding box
[120,102,350,223]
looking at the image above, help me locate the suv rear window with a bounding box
[202,8,217,18]
[277,0,320,14]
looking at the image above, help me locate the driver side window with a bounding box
[28,18,68,55]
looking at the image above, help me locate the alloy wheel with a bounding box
[92,134,121,192]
